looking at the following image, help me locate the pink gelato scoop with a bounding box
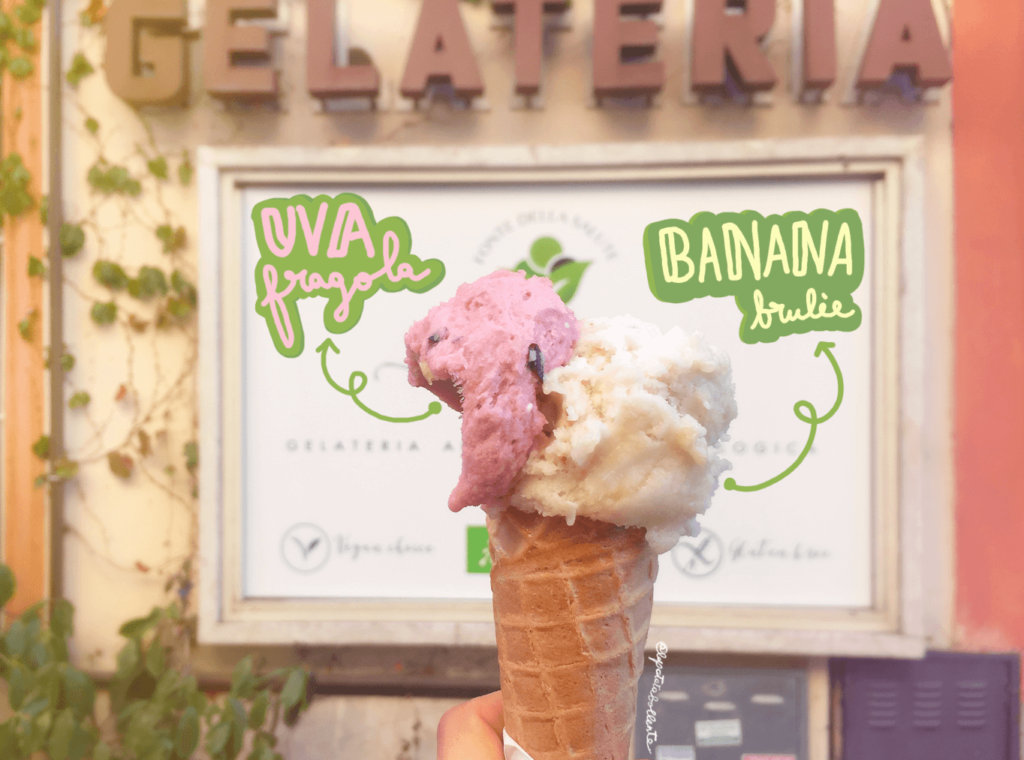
[405,270,580,511]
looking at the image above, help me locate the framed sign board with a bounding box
[198,138,929,656]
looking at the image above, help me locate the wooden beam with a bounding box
[2,0,47,613]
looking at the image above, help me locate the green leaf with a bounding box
[84,116,99,134]
[231,657,255,699]
[31,434,49,459]
[178,151,193,186]
[51,598,74,637]
[38,662,61,699]
[129,266,168,300]
[248,743,275,760]
[229,697,247,758]
[0,723,14,758]
[116,637,140,679]
[166,296,193,319]
[548,260,591,304]
[175,706,199,758]
[67,723,90,760]
[60,222,85,257]
[10,24,31,46]
[52,458,79,481]
[15,3,42,25]
[17,309,36,340]
[108,451,133,479]
[119,607,162,638]
[248,690,269,729]
[156,224,187,254]
[22,694,49,716]
[147,157,168,180]
[8,55,32,78]
[29,639,48,667]
[170,270,195,299]
[33,710,54,750]
[87,161,142,197]
[7,663,27,708]
[20,601,45,622]
[144,640,165,677]
[230,695,247,728]
[6,618,28,657]
[0,152,34,218]
[92,260,129,290]
[68,391,90,409]
[51,631,70,662]
[27,254,46,278]
[65,52,94,87]
[63,667,95,718]
[48,709,75,760]
[184,441,198,472]
[205,721,231,756]
[0,564,15,608]
[61,352,75,371]
[280,669,306,712]
[90,301,117,325]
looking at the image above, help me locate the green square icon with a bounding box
[466,526,492,574]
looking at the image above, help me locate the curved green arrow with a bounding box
[723,341,843,493]
[316,339,443,424]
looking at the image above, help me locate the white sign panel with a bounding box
[240,180,872,607]
[199,141,926,654]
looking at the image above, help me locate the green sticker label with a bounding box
[466,526,491,574]
[643,209,865,344]
[252,192,446,358]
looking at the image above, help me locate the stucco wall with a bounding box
[57,0,954,756]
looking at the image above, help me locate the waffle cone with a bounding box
[487,507,658,760]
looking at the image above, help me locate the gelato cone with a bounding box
[405,272,736,760]
[488,507,657,760]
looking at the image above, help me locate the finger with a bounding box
[470,690,504,735]
[437,690,505,759]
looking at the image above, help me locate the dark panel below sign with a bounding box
[836,651,1021,760]
[633,664,806,760]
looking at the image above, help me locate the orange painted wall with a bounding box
[953,1,1024,648]
[1,0,47,614]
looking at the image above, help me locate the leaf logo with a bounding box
[512,236,591,304]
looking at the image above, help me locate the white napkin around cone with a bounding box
[503,729,536,760]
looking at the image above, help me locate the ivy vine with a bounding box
[0,4,313,756]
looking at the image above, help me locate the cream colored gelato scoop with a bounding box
[502,315,737,554]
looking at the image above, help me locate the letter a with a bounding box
[699,227,723,283]
[857,0,951,88]
[763,223,790,277]
[828,222,853,277]
[400,0,484,102]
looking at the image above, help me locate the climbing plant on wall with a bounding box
[0,564,312,760]
[0,1,312,757]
